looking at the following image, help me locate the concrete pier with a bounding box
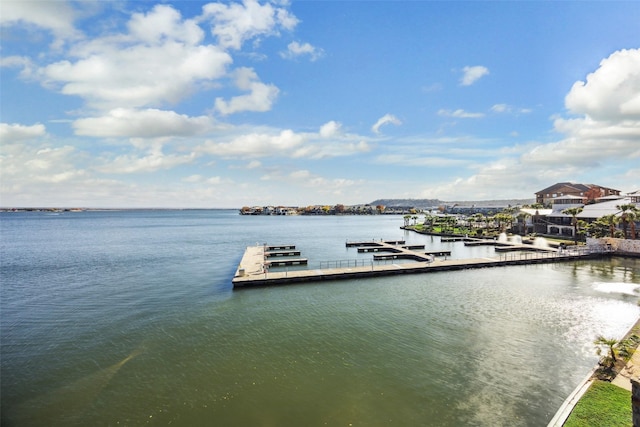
[232,240,598,288]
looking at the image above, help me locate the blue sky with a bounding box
[1,0,639,208]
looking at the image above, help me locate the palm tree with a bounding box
[594,335,619,370]
[617,204,639,239]
[601,214,620,238]
[423,214,436,231]
[493,212,513,233]
[471,213,485,235]
[586,216,612,239]
[516,211,531,235]
[629,208,639,240]
[562,207,583,245]
[504,212,515,233]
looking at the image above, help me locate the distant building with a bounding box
[544,195,588,237]
[535,182,620,206]
[530,188,639,239]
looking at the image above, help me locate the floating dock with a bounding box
[266,250,301,257]
[265,258,308,266]
[232,240,598,288]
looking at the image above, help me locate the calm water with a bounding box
[1,210,639,426]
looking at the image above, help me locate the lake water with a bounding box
[1,210,639,426]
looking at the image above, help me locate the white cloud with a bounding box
[425,49,640,199]
[371,114,402,134]
[8,3,234,111]
[491,104,532,115]
[565,48,640,121]
[438,109,484,118]
[319,121,342,138]
[215,67,279,115]
[292,140,370,160]
[290,169,312,180]
[128,5,204,45]
[259,168,361,197]
[0,122,46,142]
[198,123,371,160]
[182,174,224,184]
[460,65,489,86]
[200,0,298,50]
[73,108,216,138]
[200,129,304,158]
[491,104,509,113]
[0,142,88,198]
[97,150,198,174]
[1,55,36,80]
[0,0,80,41]
[280,41,324,61]
[42,41,232,110]
[523,116,640,167]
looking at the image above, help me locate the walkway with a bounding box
[232,240,595,288]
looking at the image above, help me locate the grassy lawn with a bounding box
[564,380,631,427]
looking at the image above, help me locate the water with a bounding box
[1,210,639,426]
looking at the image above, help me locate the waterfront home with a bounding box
[535,182,620,206]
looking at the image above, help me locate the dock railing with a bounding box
[497,245,597,262]
[318,259,372,269]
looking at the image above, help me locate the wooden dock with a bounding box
[232,240,596,288]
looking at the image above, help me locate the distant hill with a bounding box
[370,199,441,209]
[370,198,534,209]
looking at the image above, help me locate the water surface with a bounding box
[1,210,639,426]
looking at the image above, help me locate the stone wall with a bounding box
[587,237,640,255]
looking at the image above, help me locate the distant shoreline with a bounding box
[0,207,240,212]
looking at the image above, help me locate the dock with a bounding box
[425,250,451,256]
[440,237,468,242]
[265,258,308,266]
[267,244,296,250]
[232,240,598,288]
[266,250,302,257]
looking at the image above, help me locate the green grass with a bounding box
[564,380,631,427]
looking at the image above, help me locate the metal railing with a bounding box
[497,245,596,262]
[318,259,372,269]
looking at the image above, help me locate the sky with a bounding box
[1,1,639,208]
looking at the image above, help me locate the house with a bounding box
[544,195,586,237]
[535,182,620,206]
[628,190,640,204]
[539,191,639,238]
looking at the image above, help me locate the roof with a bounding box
[597,195,625,201]
[536,182,590,195]
[535,182,620,195]
[577,198,632,219]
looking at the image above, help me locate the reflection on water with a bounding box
[593,281,640,296]
[1,211,639,426]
